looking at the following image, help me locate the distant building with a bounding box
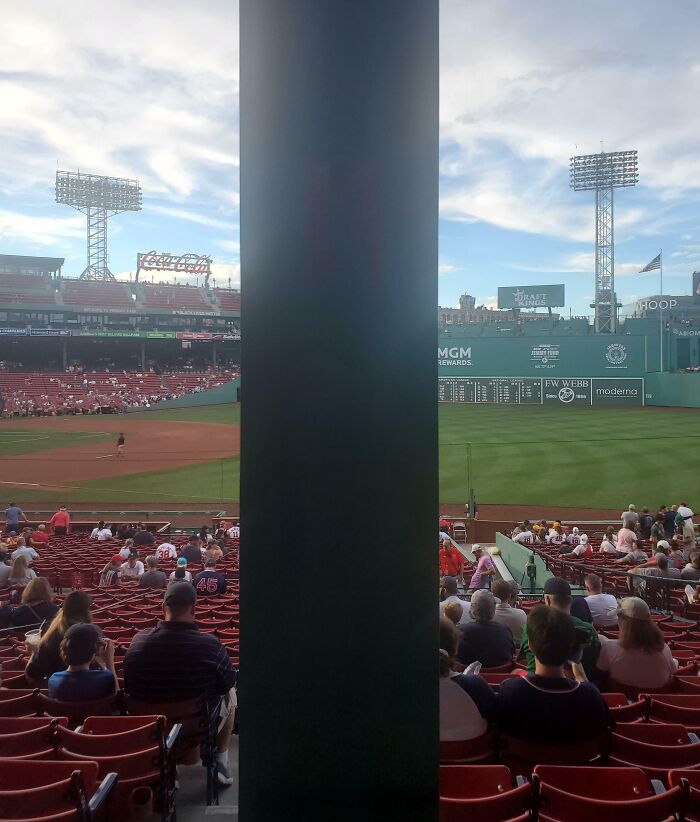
[438,293,558,327]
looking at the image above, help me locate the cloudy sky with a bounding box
[1,0,699,313]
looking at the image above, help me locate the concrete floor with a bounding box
[175,736,239,820]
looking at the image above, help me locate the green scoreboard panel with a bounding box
[439,377,644,406]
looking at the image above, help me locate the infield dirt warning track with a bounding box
[0,415,239,489]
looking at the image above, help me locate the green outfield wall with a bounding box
[644,372,700,407]
[130,378,240,411]
[438,334,657,377]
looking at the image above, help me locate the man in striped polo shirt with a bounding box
[123,582,238,785]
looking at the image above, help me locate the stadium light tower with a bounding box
[55,171,142,281]
[570,150,638,333]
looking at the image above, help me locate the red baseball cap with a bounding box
[110,554,124,564]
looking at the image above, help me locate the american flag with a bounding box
[639,253,661,273]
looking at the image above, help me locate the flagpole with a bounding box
[660,250,664,372]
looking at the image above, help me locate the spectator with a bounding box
[468,545,495,590]
[10,578,59,630]
[194,558,228,596]
[439,539,464,580]
[98,555,122,587]
[599,534,618,555]
[117,523,137,540]
[594,597,678,690]
[583,574,618,629]
[0,549,10,586]
[199,525,213,543]
[512,526,534,545]
[440,577,470,626]
[546,525,564,546]
[682,552,700,582]
[499,605,610,745]
[49,505,71,535]
[457,590,515,668]
[156,540,178,560]
[181,536,204,565]
[518,577,600,678]
[138,556,167,589]
[439,617,496,742]
[118,538,135,560]
[25,590,93,685]
[121,553,145,582]
[134,526,155,548]
[668,540,686,569]
[613,540,649,566]
[678,502,696,542]
[204,542,224,563]
[661,505,676,538]
[9,554,36,589]
[639,508,654,539]
[5,502,27,532]
[491,579,527,646]
[616,525,638,556]
[622,504,638,530]
[650,515,667,548]
[565,527,581,547]
[11,538,39,563]
[629,552,681,594]
[169,558,192,584]
[226,522,240,540]
[31,524,49,544]
[48,624,116,701]
[123,583,238,785]
[90,521,113,541]
[571,534,593,558]
[443,600,464,627]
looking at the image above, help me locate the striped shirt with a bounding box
[124,621,237,702]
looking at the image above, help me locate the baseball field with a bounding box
[0,403,697,510]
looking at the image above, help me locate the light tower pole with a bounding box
[55,171,142,281]
[570,150,638,333]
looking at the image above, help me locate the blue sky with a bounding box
[1,0,699,314]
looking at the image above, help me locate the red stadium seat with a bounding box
[669,769,700,822]
[0,717,67,758]
[440,731,496,764]
[439,765,531,821]
[0,757,116,821]
[602,693,648,722]
[500,734,605,772]
[610,723,700,783]
[533,765,685,822]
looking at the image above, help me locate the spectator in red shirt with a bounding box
[49,506,71,535]
[439,539,464,579]
[31,524,50,544]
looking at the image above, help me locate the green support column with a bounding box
[239,2,439,820]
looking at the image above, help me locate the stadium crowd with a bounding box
[0,365,240,417]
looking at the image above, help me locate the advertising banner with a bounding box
[497,284,565,309]
[29,329,70,337]
[0,328,28,336]
[438,335,645,377]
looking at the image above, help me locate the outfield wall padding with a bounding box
[133,378,240,411]
[644,372,700,408]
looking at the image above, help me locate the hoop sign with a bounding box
[498,284,565,310]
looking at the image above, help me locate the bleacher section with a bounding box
[0,370,236,414]
[0,273,57,307]
[214,289,241,312]
[140,284,212,312]
[62,280,135,311]
[0,530,238,817]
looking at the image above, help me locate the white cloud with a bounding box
[148,204,235,233]
[0,210,85,246]
[438,262,461,275]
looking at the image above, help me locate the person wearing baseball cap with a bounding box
[468,545,495,590]
[168,556,192,584]
[123,582,238,786]
[594,597,677,690]
[98,555,123,588]
[48,623,116,702]
[517,577,601,679]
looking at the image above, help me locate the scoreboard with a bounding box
[438,377,645,406]
[438,377,541,404]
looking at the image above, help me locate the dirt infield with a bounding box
[0,415,239,492]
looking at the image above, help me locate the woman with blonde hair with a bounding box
[10,577,59,629]
[25,590,93,685]
[9,554,36,589]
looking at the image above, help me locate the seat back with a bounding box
[56,715,164,756]
[440,731,496,764]
[500,734,604,772]
[0,758,99,820]
[35,692,122,729]
[0,717,67,758]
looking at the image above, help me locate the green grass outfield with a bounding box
[0,403,698,507]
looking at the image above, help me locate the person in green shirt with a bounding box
[518,576,601,680]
